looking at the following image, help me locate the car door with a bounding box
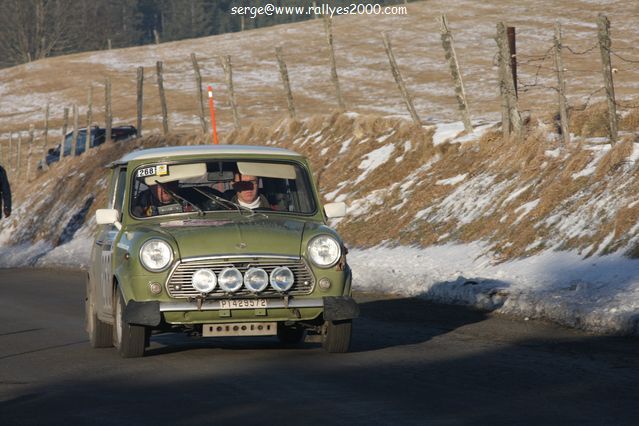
[95,166,127,319]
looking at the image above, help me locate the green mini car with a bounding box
[86,145,358,358]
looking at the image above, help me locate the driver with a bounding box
[133,180,181,217]
[231,173,270,209]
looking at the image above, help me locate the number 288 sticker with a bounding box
[137,164,169,178]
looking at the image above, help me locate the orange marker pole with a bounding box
[207,85,219,145]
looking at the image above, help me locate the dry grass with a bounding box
[594,138,633,179]
[3,108,639,261]
[620,109,639,132]
[570,103,610,138]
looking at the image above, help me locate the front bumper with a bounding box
[124,296,359,327]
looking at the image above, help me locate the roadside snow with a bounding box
[349,244,639,335]
[436,174,467,186]
[354,144,395,185]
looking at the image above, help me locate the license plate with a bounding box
[219,299,268,310]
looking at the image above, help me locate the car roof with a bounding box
[109,144,304,167]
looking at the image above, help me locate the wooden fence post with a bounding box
[105,77,112,142]
[153,29,160,45]
[553,23,570,145]
[71,104,79,157]
[60,107,69,158]
[16,132,22,176]
[382,32,421,125]
[107,38,112,50]
[190,54,207,134]
[42,103,49,165]
[86,84,93,148]
[323,15,345,110]
[597,13,618,144]
[439,14,472,132]
[220,55,241,130]
[496,22,522,140]
[136,67,144,137]
[156,61,169,135]
[8,133,13,172]
[26,125,34,181]
[275,46,296,120]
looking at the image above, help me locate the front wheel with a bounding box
[113,289,146,358]
[322,319,352,353]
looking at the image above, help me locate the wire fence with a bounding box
[0,13,638,183]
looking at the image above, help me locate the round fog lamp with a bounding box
[244,268,269,293]
[270,267,294,292]
[218,267,243,293]
[192,269,217,293]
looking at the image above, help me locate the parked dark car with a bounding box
[42,125,137,168]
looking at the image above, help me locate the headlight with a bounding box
[192,269,217,293]
[218,267,243,293]
[270,266,294,292]
[307,235,341,268]
[139,239,173,272]
[244,268,269,293]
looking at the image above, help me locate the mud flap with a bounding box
[124,300,161,327]
[323,296,359,321]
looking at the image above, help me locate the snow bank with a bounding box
[349,244,639,335]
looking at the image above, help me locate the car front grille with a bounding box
[166,256,315,298]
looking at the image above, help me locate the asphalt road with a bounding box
[1,268,638,426]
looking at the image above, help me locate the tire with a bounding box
[277,323,305,344]
[113,289,146,358]
[85,275,112,348]
[322,319,352,353]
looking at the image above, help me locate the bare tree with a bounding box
[0,0,79,65]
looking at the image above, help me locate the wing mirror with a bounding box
[324,202,346,218]
[96,208,122,231]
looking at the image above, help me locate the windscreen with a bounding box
[130,160,316,218]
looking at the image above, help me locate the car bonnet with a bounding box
[158,216,306,259]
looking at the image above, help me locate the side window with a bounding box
[107,167,127,210]
[113,168,127,211]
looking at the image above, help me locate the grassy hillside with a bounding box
[3,107,639,263]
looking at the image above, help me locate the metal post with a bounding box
[507,26,518,98]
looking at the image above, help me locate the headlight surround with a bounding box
[244,268,269,293]
[139,239,173,272]
[270,266,294,292]
[218,267,243,293]
[307,235,341,268]
[192,269,217,294]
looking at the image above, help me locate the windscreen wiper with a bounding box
[154,180,204,216]
[192,187,267,218]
